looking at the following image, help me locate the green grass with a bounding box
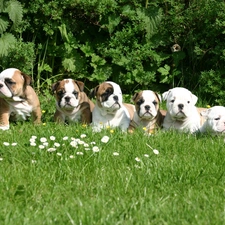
[0,95,225,225]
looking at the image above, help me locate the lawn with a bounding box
[0,95,225,225]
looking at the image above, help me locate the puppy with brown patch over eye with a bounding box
[128,90,164,133]
[90,81,134,132]
[0,68,42,130]
[52,79,95,124]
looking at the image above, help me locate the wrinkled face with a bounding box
[133,90,161,120]
[163,87,198,121]
[53,79,82,111]
[94,82,123,113]
[0,68,28,99]
[202,106,225,134]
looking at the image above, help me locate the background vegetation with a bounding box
[1,0,225,103]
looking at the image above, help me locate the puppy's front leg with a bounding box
[0,100,10,130]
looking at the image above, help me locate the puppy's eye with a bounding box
[57,90,64,96]
[137,99,144,105]
[73,91,78,97]
[214,117,220,120]
[5,78,16,85]
[171,100,175,103]
[153,100,157,105]
[187,101,190,104]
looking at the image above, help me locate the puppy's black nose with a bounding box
[65,96,70,102]
[113,96,118,101]
[145,105,150,111]
[178,104,184,110]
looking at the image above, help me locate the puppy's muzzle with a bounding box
[178,104,184,111]
[65,96,71,103]
[113,95,119,102]
[145,105,150,111]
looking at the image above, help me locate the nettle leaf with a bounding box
[157,64,170,76]
[62,58,76,72]
[5,0,23,28]
[0,18,9,34]
[0,32,16,56]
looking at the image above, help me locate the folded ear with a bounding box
[200,109,210,117]
[132,92,139,102]
[74,80,84,92]
[155,92,162,102]
[89,85,99,99]
[51,81,60,94]
[191,93,198,105]
[162,90,170,101]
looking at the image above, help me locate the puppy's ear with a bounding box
[162,90,170,101]
[21,72,32,86]
[51,81,60,94]
[155,92,162,102]
[132,92,139,102]
[74,80,84,92]
[191,94,198,105]
[89,85,99,99]
[200,109,210,117]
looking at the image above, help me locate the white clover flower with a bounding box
[30,142,36,146]
[135,157,141,162]
[85,148,90,151]
[144,154,149,158]
[43,142,49,146]
[11,143,17,146]
[76,152,84,155]
[31,160,37,163]
[80,134,87,138]
[3,142,10,146]
[113,152,119,156]
[101,136,109,143]
[153,149,159,155]
[0,158,3,161]
[50,136,56,141]
[62,136,69,140]
[92,146,100,152]
[84,143,89,147]
[54,143,60,147]
[39,145,45,149]
[90,141,96,145]
[70,140,78,147]
[40,137,47,143]
[69,155,75,159]
[47,148,56,152]
[57,152,62,156]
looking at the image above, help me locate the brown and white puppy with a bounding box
[0,68,41,130]
[128,90,164,133]
[52,79,94,124]
[90,81,134,132]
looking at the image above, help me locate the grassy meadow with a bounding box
[0,94,225,225]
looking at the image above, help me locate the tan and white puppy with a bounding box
[0,68,41,130]
[129,90,164,133]
[52,79,95,124]
[200,106,225,134]
[162,87,201,133]
[90,81,133,132]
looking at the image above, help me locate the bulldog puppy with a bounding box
[52,79,95,124]
[162,87,201,133]
[0,68,41,130]
[200,106,225,134]
[128,90,164,133]
[90,81,133,132]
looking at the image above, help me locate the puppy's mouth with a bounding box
[174,111,186,120]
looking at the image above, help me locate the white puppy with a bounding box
[90,81,133,132]
[162,87,201,133]
[200,106,225,134]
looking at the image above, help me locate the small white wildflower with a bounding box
[54,143,60,147]
[11,142,17,146]
[50,136,56,141]
[92,146,100,152]
[135,157,141,162]
[90,141,96,145]
[80,134,87,138]
[29,138,36,143]
[76,152,84,155]
[134,164,141,169]
[3,142,10,146]
[71,137,76,141]
[77,140,85,145]
[31,160,37,163]
[31,136,37,139]
[57,152,62,156]
[47,148,56,152]
[113,152,119,156]
[153,149,159,155]
[85,148,90,151]
[62,136,69,140]
[101,136,109,143]
[144,154,149,158]
[43,142,49,146]
[39,145,45,149]
[69,155,75,159]
[70,140,78,147]
[40,137,47,143]
[30,142,36,146]
[0,158,3,161]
